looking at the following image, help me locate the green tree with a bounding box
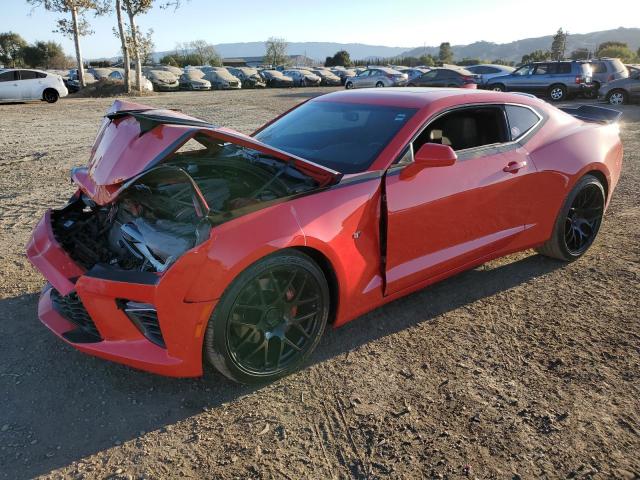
[456,58,481,66]
[264,37,288,67]
[595,41,628,56]
[492,59,515,66]
[570,48,590,60]
[22,40,65,68]
[521,50,550,64]
[438,42,453,63]
[550,28,568,60]
[325,50,351,67]
[188,40,221,66]
[419,54,436,66]
[597,45,636,62]
[27,0,109,87]
[0,32,27,67]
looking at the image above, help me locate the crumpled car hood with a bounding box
[73,100,341,204]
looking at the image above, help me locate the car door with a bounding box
[505,64,534,91]
[383,104,539,296]
[0,70,22,100]
[18,70,43,100]
[628,75,640,101]
[530,63,552,93]
[416,70,439,87]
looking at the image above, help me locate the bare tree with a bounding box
[27,0,109,88]
[114,0,130,92]
[265,37,288,67]
[120,0,152,92]
[188,40,221,66]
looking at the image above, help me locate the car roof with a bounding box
[312,87,546,110]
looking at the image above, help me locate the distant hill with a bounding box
[400,27,640,62]
[110,27,640,65]
[151,42,410,63]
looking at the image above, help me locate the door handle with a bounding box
[503,160,527,173]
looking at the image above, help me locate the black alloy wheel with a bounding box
[563,183,604,255]
[537,175,605,261]
[205,250,329,384]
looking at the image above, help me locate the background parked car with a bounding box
[598,69,640,104]
[107,69,154,91]
[407,67,478,89]
[626,64,640,75]
[202,66,241,89]
[403,67,430,82]
[310,68,342,86]
[88,67,113,81]
[587,58,628,92]
[344,67,408,89]
[145,69,180,91]
[282,69,321,87]
[178,70,211,90]
[227,67,266,88]
[66,70,97,93]
[260,69,294,88]
[330,67,357,85]
[465,64,515,86]
[486,61,592,101]
[0,68,68,103]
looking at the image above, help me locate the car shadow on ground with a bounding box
[0,253,561,479]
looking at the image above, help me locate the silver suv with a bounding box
[486,61,593,101]
[586,58,628,94]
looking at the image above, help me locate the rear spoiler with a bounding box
[559,105,622,124]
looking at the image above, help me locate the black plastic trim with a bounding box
[85,264,160,285]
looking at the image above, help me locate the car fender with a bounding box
[183,178,384,327]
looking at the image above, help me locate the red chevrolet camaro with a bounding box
[27,88,623,383]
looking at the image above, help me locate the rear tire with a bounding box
[548,84,567,102]
[536,175,605,261]
[43,89,59,103]
[491,83,505,92]
[345,81,354,89]
[204,250,330,384]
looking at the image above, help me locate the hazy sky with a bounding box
[4,0,638,58]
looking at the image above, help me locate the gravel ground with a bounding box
[0,89,638,480]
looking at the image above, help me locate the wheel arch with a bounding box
[584,169,609,200]
[290,246,339,325]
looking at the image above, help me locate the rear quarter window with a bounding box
[506,105,540,140]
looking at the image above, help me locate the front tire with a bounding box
[43,89,59,103]
[204,250,330,384]
[375,81,384,88]
[607,89,627,105]
[490,83,505,92]
[536,175,605,261]
[345,81,354,89]
[548,84,567,102]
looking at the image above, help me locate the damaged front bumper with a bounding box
[27,208,216,377]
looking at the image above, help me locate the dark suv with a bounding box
[486,61,593,101]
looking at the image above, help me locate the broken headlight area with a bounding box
[54,141,318,274]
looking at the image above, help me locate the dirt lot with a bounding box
[0,88,638,480]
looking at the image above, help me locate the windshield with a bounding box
[254,101,417,173]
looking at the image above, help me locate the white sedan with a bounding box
[0,68,68,103]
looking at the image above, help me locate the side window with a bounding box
[486,67,501,74]
[414,106,509,153]
[590,62,606,73]
[0,71,17,82]
[505,105,540,140]
[394,145,414,165]
[534,64,549,75]
[19,70,39,80]
[557,63,571,74]
[421,70,438,80]
[36,71,47,78]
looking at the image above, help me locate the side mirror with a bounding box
[414,143,457,167]
[399,143,456,180]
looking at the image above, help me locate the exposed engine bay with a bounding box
[52,137,318,273]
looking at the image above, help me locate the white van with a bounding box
[0,69,68,103]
